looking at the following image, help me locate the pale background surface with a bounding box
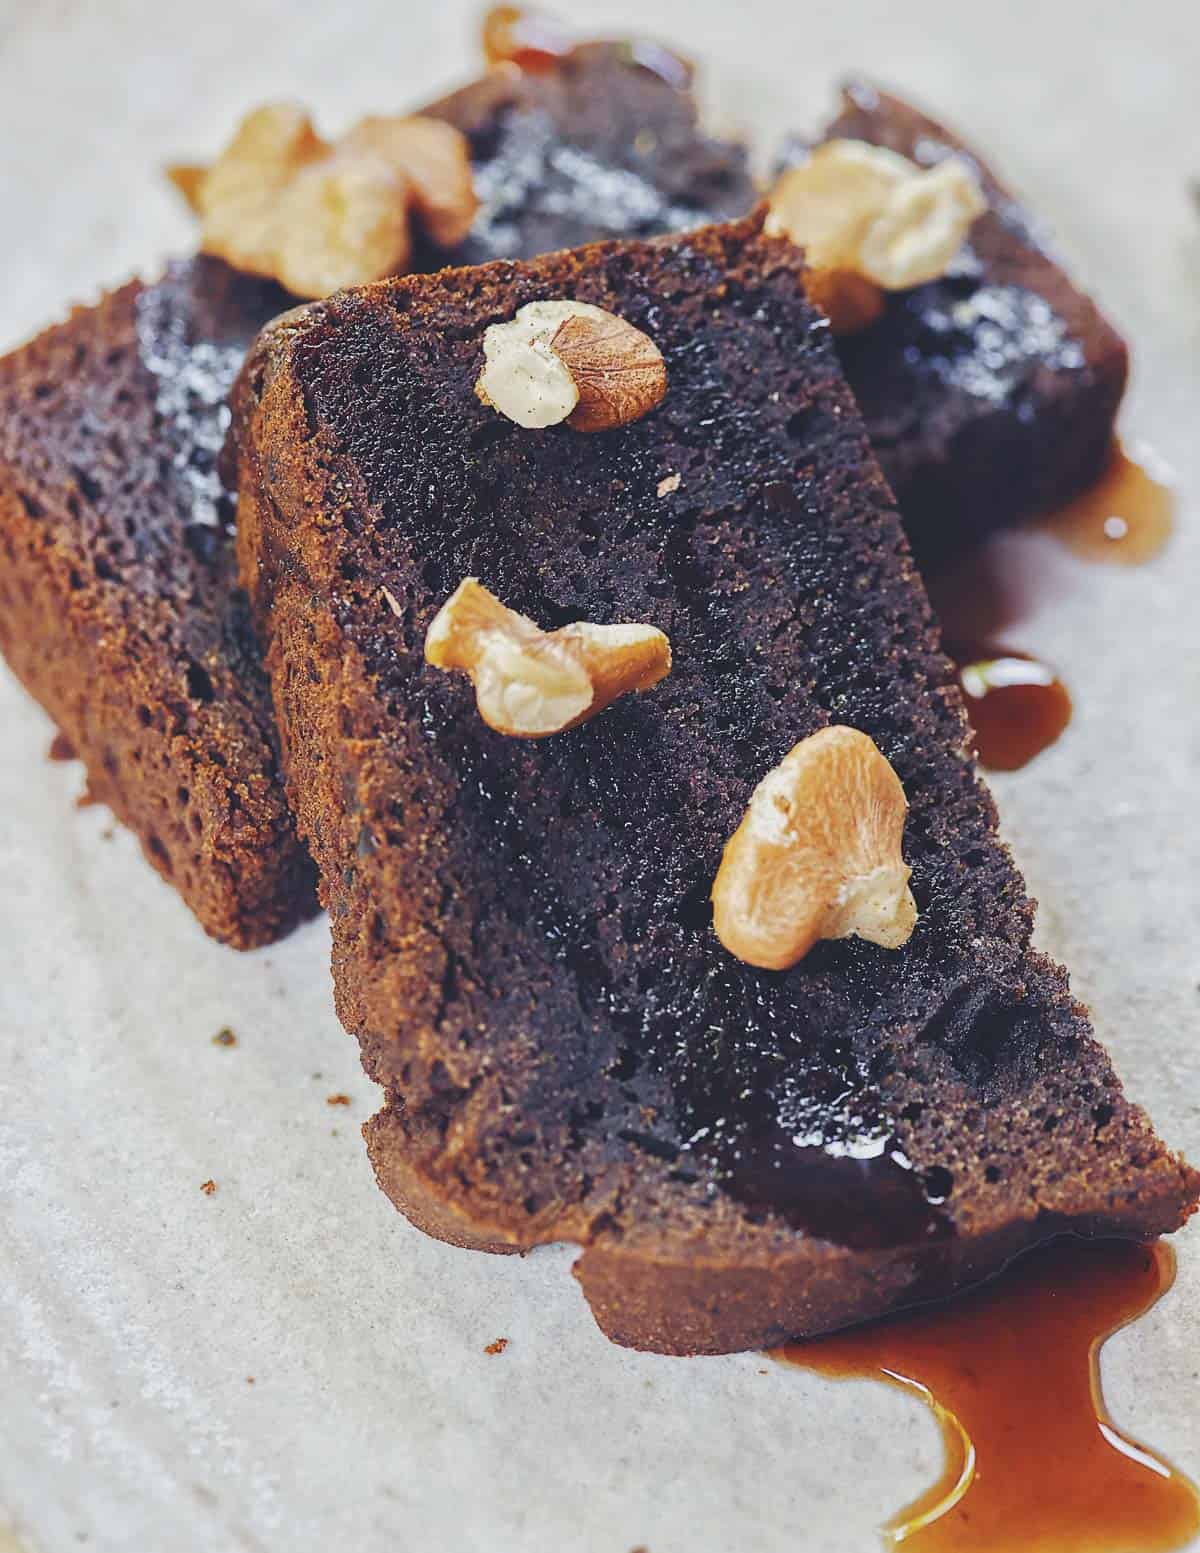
[1,1,1198,1550]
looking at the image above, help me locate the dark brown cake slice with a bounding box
[787,82,1129,557]
[0,258,315,947]
[233,214,1196,1354]
[419,37,755,264]
[0,42,752,947]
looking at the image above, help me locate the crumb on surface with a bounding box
[246,1376,256,1385]
[212,1026,237,1047]
[656,472,681,496]
[484,1337,509,1355]
[326,1093,351,1106]
[200,1179,216,1195]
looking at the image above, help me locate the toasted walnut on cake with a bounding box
[172,103,478,298]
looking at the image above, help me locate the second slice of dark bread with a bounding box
[0,259,315,947]
[795,82,1130,558]
[233,215,1196,1354]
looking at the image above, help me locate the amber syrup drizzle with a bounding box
[925,442,1177,770]
[949,645,1072,771]
[1043,442,1177,565]
[775,1239,1199,1553]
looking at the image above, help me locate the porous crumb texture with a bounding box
[0,259,315,948]
[421,42,756,265]
[798,82,1129,558]
[235,216,1195,1354]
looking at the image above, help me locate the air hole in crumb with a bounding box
[72,466,103,504]
[984,1164,1002,1183]
[676,876,714,934]
[147,834,173,875]
[608,1046,640,1082]
[186,662,215,703]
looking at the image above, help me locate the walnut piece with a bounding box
[180,103,478,298]
[475,301,667,432]
[424,579,671,737]
[765,139,987,330]
[711,725,917,970]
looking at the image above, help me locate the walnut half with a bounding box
[176,103,478,299]
[475,301,667,432]
[424,579,672,736]
[766,139,987,332]
[711,726,917,970]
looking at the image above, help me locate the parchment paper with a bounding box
[1,1,1197,1548]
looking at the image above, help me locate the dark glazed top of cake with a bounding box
[235,217,1193,1266]
[423,42,756,265]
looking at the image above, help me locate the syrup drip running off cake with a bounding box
[777,1238,1200,1553]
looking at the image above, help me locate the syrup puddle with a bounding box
[774,1239,1199,1552]
[924,441,1177,770]
[948,645,1072,770]
[1041,441,1177,566]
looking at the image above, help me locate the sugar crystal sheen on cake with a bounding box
[232,214,1197,1354]
[420,38,755,263]
[0,258,315,947]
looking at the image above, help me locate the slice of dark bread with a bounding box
[232,214,1196,1354]
[790,81,1129,558]
[0,42,752,946]
[0,258,315,947]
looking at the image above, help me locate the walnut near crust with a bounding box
[766,138,986,332]
[424,579,671,736]
[712,726,917,971]
[176,103,478,298]
[475,301,667,431]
